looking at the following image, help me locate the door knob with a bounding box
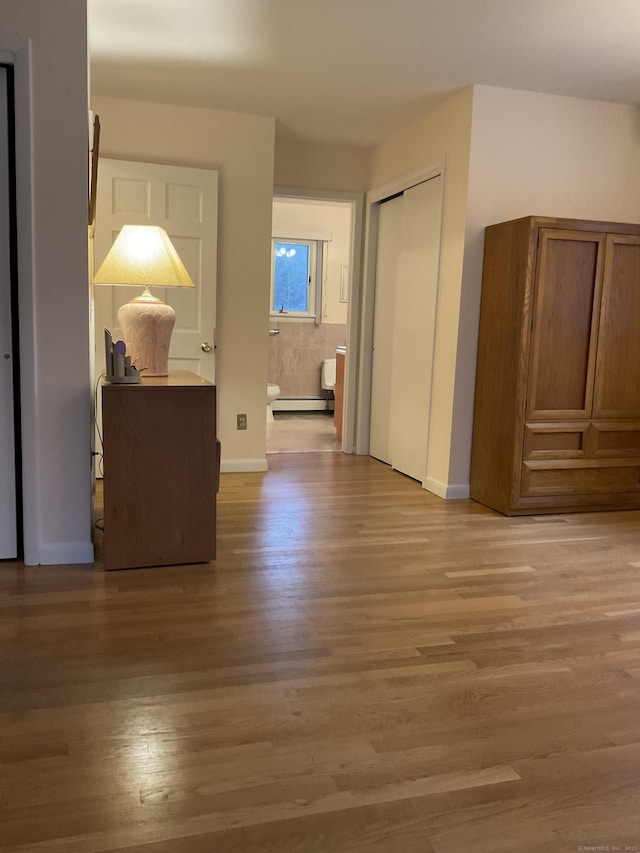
[201,341,212,353]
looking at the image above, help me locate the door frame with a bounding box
[355,160,445,459]
[273,186,364,453]
[0,39,38,562]
[0,63,20,558]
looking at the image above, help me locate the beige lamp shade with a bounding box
[92,225,195,290]
[93,225,195,377]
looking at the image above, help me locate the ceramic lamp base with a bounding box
[118,298,175,377]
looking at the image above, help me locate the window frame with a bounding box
[270,237,323,321]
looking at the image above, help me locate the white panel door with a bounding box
[389,176,443,481]
[94,159,218,381]
[369,194,402,464]
[0,67,16,559]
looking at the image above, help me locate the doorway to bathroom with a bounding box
[267,189,363,455]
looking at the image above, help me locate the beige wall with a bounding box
[368,88,474,494]
[2,0,92,563]
[274,137,369,193]
[449,86,640,489]
[92,96,275,470]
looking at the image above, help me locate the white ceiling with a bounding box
[88,0,640,147]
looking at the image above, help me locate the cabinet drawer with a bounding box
[521,460,640,497]
[523,423,588,459]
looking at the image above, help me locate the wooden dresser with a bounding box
[102,371,217,569]
[471,216,640,515]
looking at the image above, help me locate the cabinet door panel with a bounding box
[592,421,640,457]
[523,422,588,459]
[527,230,604,419]
[593,235,640,418]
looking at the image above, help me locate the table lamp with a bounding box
[93,225,195,376]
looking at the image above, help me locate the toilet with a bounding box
[266,382,280,422]
[321,358,336,393]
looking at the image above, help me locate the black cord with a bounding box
[94,372,105,476]
[94,372,105,450]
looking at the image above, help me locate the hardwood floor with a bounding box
[1,452,640,851]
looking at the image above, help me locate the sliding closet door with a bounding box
[369,175,443,484]
[389,176,442,481]
[369,194,403,464]
[0,67,17,558]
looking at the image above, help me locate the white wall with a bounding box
[451,86,640,489]
[272,198,351,324]
[1,0,93,564]
[92,96,276,471]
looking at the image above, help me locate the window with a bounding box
[270,238,322,319]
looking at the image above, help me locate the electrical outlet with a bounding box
[237,413,247,430]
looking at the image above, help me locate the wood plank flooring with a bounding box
[1,452,640,851]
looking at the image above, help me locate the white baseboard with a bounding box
[272,398,333,412]
[422,476,470,500]
[220,458,268,473]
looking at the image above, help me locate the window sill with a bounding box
[269,314,318,323]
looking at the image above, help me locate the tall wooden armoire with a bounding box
[470,216,640,515]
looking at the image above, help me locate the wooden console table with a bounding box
[102,371,217,570]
